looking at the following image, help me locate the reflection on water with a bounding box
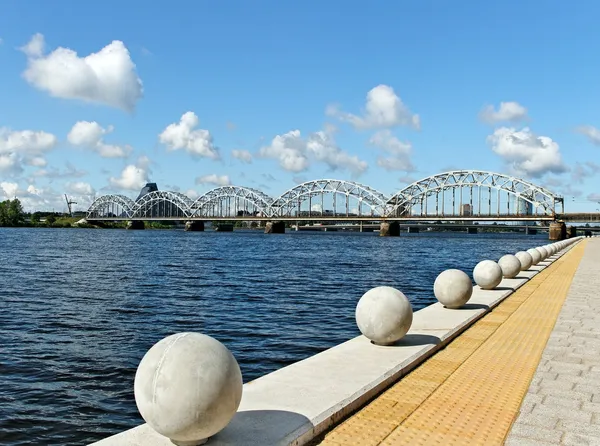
[0,228,546,445]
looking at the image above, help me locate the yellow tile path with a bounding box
[318,241,587,446]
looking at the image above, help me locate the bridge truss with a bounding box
[86,170,564,221]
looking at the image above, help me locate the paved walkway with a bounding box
[506,239,600,445]
[317,240,596,445]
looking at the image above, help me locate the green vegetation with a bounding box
[0,199,25,226]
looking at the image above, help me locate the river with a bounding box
[0,227,547,445]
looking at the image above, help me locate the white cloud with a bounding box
[327,84,420,130]
[576,125,600,146]
[0,153,24,175]
[33,162,86,179]
[186,189,200,200]
[65,181,95,197]
[259,129,367,175]
[159,112,220,160]
[486,127,567,178]
[588,193,600,203]
[1,182,19,198]
[368,130,414,172]
[232,149,252,163]
[109,156,151,191]
[195,174,231,187]
[24,157,47,167]
[0,127,57,174]
[480,101,528,124]
[21,33,143,111]
[68,121,132,158]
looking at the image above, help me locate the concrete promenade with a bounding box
[317,239,598,445]
[506,239,600,445]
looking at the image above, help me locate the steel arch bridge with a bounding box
[190,186,275,217]
[86,170,564,221]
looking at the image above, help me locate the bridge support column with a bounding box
[549,222,566,240]
[359,221,363,232]
[126,220,145,230]
[380,222,400,237]
[185,221,204,232]
[408,226,420,233]
[215,223,234,232]
[467,227,478,234]
[525,226,537,235]
[567,225,577,238]
[264,221,285,234]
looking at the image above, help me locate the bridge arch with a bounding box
[387,170,562,217]
[87,194,136,219]
[131,191,193,219]
[270,179,390,217]
[190,186,275,217]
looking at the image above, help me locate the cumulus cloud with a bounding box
[231,149,252,163]
[259,128,367,175]
[480,101,528,124]
[0,127,58,174]
[65,181,95,197]
[576,125,600,146]
[159,112,220,160]
[1,182,19,198]
[195,174,231,187]
[368,130,414,172]
[20,33,143,111]
[327,84,420,130]
[68,121,132,158]
[486,127,567,178]
[186,189,200,200]
[109,156,151,191]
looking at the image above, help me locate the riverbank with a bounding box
[90,238,586,446]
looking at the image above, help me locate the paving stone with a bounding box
[561,432,600,445]
[509,423,562,443]
[543,395,582,409]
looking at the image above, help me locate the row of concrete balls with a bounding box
[356,238,581,346]
[131,238,581,446]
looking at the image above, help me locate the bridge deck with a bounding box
[317,239,598,445]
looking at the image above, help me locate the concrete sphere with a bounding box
[473,260,503,290]
[356,286,413,345]
[536,246,549,260]
[527,248,542,265]
[135,333,243,445]
[498,254,522,278]
[515,251,533,271]
[434,269,473,309]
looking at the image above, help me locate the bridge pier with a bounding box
[467,227,478,234]
[215,223,234,232]
[126,220,145,230]
[549,222,567,240]
[525,226,537,235]
[185,221,205,232]
[264,221,285,234]
[380,222,400,237]
[408,226,420,233]
[567,226,577,238]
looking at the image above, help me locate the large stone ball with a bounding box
[498,254,522,278]
[356,286,413,345]
[473,260,503,290]
[536,246,549,260]
[515,251,533,271]
[134,333,243,445]
[527,248,542,265]
[434,269,473,308]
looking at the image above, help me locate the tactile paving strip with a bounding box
[319,242,586,446]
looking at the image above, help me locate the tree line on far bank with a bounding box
[0,198,76,228]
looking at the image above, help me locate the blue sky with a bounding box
[1,0,600,212]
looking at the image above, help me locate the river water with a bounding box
[0,228,546,445]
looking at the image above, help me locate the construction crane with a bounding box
[64,194,77,216]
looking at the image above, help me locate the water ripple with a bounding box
[0,227,545,445]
